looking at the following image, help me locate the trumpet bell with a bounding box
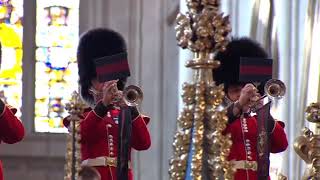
[123,85,143,106]
[249,79,286,112]
[264,79,286,99]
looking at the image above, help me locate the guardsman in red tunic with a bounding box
[63,28,151,180]
[0,42,25,180]
[213,38,288,180]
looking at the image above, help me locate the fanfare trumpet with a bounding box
[263,79,286,100]
[249,79,286,111]
[113,85,143,107]
[122,85,143,106]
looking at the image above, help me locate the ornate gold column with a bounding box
[64,91,86,180]
[169,0,234,179]
[294,102,320,180]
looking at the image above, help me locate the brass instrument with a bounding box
[264,79,286,100]
[249,79,286,111]
[122,85,143,106]
[113,85,143,107]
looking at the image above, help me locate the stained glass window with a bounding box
[35,0,79,133]
[0,0,23,116]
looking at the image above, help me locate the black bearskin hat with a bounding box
[77,28,127,104]
[213,37,269,95]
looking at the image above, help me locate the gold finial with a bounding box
[294,102,320,179]
[176,0,230,54]
[306,102,320,123]
[65,91,86,116]
[169,0,234,179]
[64,91,85,180]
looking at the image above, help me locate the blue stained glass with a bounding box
[34,0,79,133]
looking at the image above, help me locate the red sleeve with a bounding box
[63,109,88,131]
[0,106,25,144]
[80,111,106,144]
[270,120,288,153]
[131,115,151,150]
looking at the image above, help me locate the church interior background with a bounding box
[0,0,319,179]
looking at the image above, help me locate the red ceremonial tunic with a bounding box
[0,105,25,180]
[64,108,151,180]
[224,115,288,180]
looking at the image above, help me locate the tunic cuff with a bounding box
[226,102,241,124]
[93,101,113,118]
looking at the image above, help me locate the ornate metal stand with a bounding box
[169,0,234,179]
[294,102,320,180]
[64,91,86,180]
